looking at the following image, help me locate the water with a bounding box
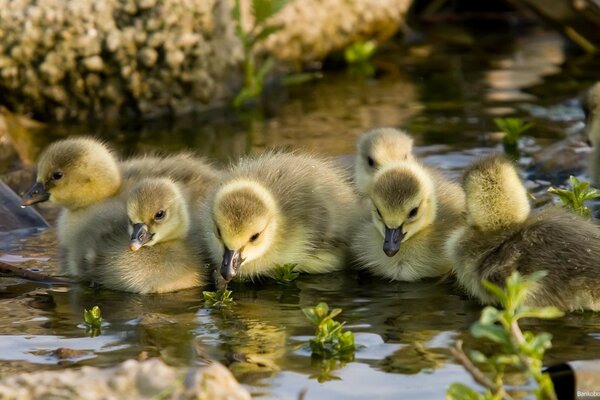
[2,25,600,398]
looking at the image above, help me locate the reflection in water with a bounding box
[2,26,600,399]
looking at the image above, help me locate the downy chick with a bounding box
[355,128,415,194]
[447,155,600,311]
[86,178,206,293]
[21,137,219,276]
[352,160,465,281]
[201,152,361,282]
[584,82,600,187]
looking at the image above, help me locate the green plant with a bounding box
[548,175,600,219]
[302,302,355,360]
[344,41,377,65]
[448,271,564,400]
[272,263,299,284]
[344,40,377,77]
[494,118,533,159]
[203,290,234,307]
[84,305,102,337]
[232,0,289,107]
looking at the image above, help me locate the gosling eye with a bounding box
[408,207,419,218]
[367,156,376,168]
[51,171,64,181]
[154,210,166,221]
[216,227,222,238]
[375,208,383,219]
[250,232,261,243]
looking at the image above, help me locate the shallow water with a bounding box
[2,25,600,399]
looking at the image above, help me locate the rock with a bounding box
[255,0,413,63]
[0,358,250,400]
[0,0,413,121]
[0,0,242,121]
[0,180,49,233]
[529,133,591,183]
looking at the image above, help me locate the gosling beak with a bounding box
[383,226,404,257]
[130,223,153,251]
[21,182,50,206]
[221,247,244,282]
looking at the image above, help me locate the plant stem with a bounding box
[451,340,513,400]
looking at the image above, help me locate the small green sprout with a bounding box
[272,263,299,284]
[232,0,290,107]
[448,271,563,400]
[494,117,533,159]
[83,306,102,337]
[203,290,234,307]
[344,41,377,65]
[548,175,600,219]
[344,40,377,77]
[302,302,356,360]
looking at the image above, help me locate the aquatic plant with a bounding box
[302,302,356,360]
[494,118,533,159]
[203,290,234,307]
[448,271,563,400]
[84,305,102,337]
[548,175,600,219]
[344,40,377,77]
[232,0,289,107]
[272,263,299,284]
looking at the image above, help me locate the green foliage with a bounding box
[447,272,563,400]
[302,302,356,360]
[344,41,377,64]
[548,175,600,219]
[272,263,299,284]
[232,0,290,107]
[84,305,102,337]
[344,41,377,77]
[494,118,533,160]
[203,290,234,307]
[494,118,533,146]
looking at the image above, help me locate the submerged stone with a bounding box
[0,358,251,400]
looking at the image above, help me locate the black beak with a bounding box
[21,182,50,206]
[383,227,405,257]
[221,247,244,282]
[130,223,153,251]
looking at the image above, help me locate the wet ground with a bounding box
[2,24,600,399]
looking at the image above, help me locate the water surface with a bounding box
[2,25,600,399]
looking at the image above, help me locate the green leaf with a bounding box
[302,307,319,326]
[344,41,377,64]
[517,306,563,321]
[481,279,506,304]
[470,322,510,345]
[250,25,283,46]
[493,354,520,367]
[256,56,275,81]
[468,350,488,364]
[446,383,485,400]
[479,306,500,325]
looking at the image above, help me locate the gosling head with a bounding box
[126,178,190,251]
[463,155,530,232]
[368,162,436,257]
[211,180,279,282]
[584,82,600,146]
[356,128,415,193]
[21,137,121,210]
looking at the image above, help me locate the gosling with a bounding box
[352,161,465,281]
[447,155,600,311]
[82,178,206,294]
[355,128,415,194]
[584,82,600,187]
[201,152,361,282]
[20,137,218,275]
